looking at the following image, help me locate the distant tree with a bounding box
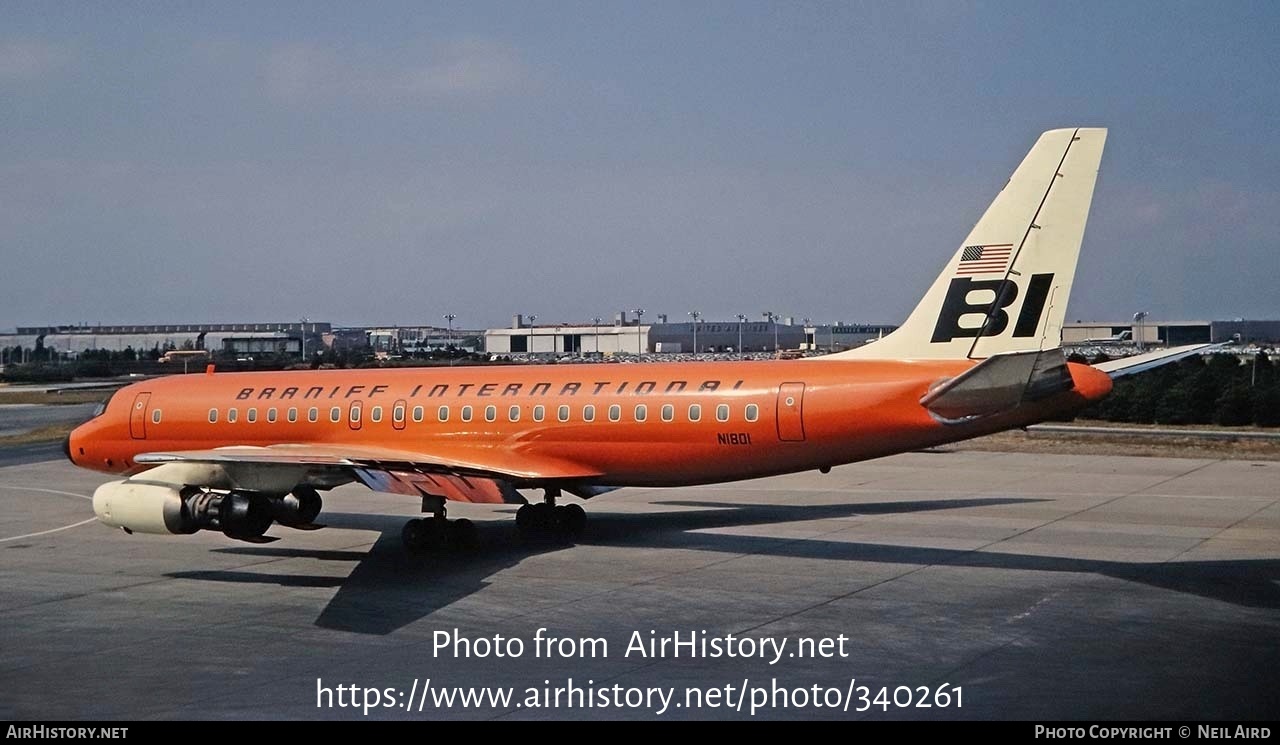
[1154,381,1193,424]
[1126,367,1173,423]
[1252,352,1274,387]
[1254,385,1280,427]
[1215,384,1254,426]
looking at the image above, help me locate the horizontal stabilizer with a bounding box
[920,349,1074,421]
[1092,344,1222,379]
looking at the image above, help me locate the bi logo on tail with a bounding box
[931,273,1055,342]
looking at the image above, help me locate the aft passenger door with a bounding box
[776,383,805,442]
[129,392,151,440]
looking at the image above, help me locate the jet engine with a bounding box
[93,480,274,540]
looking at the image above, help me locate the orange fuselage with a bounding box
[68,358,1112,487]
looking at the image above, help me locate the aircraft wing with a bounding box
[133,443,605,504]
[1092,344,1222,379]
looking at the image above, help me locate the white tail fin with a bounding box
[832,127,1107,360]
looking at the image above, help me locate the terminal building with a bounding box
[0,322,329,360]
[484,313,811,355]
[1063,319,1280,347]
[803,323,899,352]
[364,326,485,356]
[11,315,1271,366]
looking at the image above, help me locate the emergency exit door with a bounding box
[129,392,151,439]
[776,383,806,441]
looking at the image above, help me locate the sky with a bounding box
[2,1,1278,330]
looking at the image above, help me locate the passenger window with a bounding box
[267,408,277,423]
[393,405,405,423]
[661,404,674,422]
[635,404,647,422]
[558,404,570,422]
[228,408,238,423]
[350,406,361,423]
[509,405,520,422]
[533,405,545,422]
[688,404,701,422]
[485,405,497,422]
[583,405,596,422]
[151,409,161,424]
[608,404,621,422]
[716,404,730,422]
[308,407,319,423]
[247,408,257,423]
[330,407,341,423]
[461,405,473,422]
[745,404,759,422]
[413,406,424,423]
[208,408,218,423]
[288,407,298,423]
[371,406,382,423]
[438,406,449,423]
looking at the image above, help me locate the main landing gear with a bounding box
[402,494,477,553]
[399,489,588,552]
[515,488,586,538]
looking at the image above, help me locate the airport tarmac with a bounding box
[1,447,1277,720]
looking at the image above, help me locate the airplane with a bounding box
[65,127,1205,552]
[1080,330,1134,345]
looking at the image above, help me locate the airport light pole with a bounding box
[1133,311,1149,352]
[632,308,645,356]
[527,314,537,356]
[688,310,701,354]
[443,313,457,366]
[803,317,812,352]
[300,317,309,363]
[591,317,602,355]
[763,311,779,352]
[736,314,748,359]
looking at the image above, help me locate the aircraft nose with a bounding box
[63,433,75,464]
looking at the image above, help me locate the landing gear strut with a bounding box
[401,494,477,553]
[515,488,586,538]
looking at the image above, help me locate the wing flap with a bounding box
[134,443,602,482]
[351,468,523,504]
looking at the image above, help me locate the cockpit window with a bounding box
[91,391,117,418]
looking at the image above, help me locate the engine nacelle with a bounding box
[93,481,274,539]
[93,481,194,535]
[271,485,323,527]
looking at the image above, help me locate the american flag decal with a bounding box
[956,244,1013,275]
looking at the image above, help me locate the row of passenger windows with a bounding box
[203,402,761,425]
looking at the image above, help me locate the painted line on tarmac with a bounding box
[0,517,99,544]
[0,484,96,543]
[0,484,92,501]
